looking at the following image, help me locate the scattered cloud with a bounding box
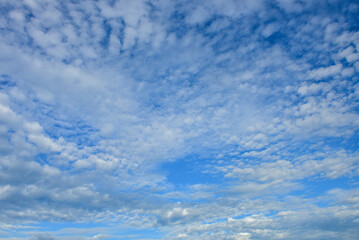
[0,0,359,239]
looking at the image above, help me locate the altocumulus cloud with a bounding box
[0,0,359,239]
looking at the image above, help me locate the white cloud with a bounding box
[342,67,355,77]
[308,64,343,80]
[262,23,281,38]
[276,0,304,13]
[186,6,210,25]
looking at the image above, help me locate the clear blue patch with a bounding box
[161,154,226,186]
[6,222,165,240]
[0,74,15,88]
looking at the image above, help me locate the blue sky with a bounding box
[0,0,359,239]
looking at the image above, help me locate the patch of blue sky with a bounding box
[307,176,359,198]
[0,231,28,239]
[100,20,113,49]
[161,154,226,187]
[1,222,165,240]
[0,74,15,89]
[323,135,359,152]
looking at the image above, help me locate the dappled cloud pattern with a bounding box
[0,0,359,239]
